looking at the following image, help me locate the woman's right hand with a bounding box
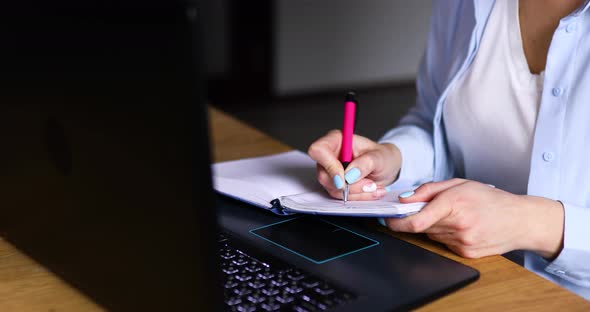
[307,129,403,201]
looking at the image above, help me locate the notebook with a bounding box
[212,150,425,217]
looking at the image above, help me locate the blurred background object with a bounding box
[202,0,432,151]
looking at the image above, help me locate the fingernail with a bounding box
[333,175,344,189]
[385,185,393,193]
[362,182,377,193]
[399,191,415,199]
[377,218,386,227]
[344,167,361,184]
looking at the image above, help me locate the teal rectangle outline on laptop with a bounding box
[249,217,380,264]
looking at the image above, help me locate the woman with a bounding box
[308,0,590,300]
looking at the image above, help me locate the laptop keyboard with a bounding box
[218,232,356,311]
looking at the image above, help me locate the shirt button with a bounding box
[566,23,577,33]
[552,87,563,97]
[543,152,554,162]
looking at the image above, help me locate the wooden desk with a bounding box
[0,106,587,311]
[209,107,590,311]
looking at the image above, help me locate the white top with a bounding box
[443,0,544,194]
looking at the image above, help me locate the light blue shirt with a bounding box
[379,0,590,300]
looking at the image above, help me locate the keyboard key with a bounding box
[222,266,239,275]
[293,300,318,312]
[301,293,317,303]
[260,298,281,311]
[224,296,242,306]
[248,279,266,290]
[218,233,229,243]
[314,283,335,296]
[246,291,266,304]
[333,291,355,304]
[316,297,338,310]
[245,261,263,273]
[221,253,236,260]
[301,278,320,289]
[233,287,252,296]
[261,286,280,297]
[235,270,253,282]
[300,290,339,311]
[271,276,288,287]
[276,295,295,304]
[276,291,295,304]
[223,276,239,289]
[232,255,249,266]
[223,281,238,290]
[257,269,275,280]
[236,304,257,312]
[285,281,303,294]
[277,268,293,275]
[287,270,306,281]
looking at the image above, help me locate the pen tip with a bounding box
[343,185,349,203]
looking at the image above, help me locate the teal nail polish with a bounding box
[377,218,386,227]
[385,185,393,193]
[344,167,361,184]
[399,191,415,198]
[333,175,344,189]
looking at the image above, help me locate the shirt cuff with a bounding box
[378,125,434,189]
[544,201,590,287]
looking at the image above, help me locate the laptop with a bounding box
[0,0,479,311]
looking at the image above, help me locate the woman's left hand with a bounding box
[383,179,565,259]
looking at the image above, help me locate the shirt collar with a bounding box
[571,0,590,17]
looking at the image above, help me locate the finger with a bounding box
[419,209,464,231]
[318,168,384,196]
[399,178,468,203]
[382,218,454,234]
[310,129,342,152]
[343,150,381,185]
[430,234,504,258]
[428,236,480,258]
[386,193,454,233]
[427,233,456,245]
[348,179,387,194]
[308,131,345,189]
[446,244,498,259]
[422,225,455,234]
[316,165,337,192]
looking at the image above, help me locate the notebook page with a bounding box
[279,189,426,217]
[212,150,322,208]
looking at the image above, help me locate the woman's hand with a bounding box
[307,129,402,201]
[383,179,565,259]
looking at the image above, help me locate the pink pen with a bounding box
[340,91,357,202]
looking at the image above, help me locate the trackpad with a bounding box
[250,217,379,264]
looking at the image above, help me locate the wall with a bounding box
[274,0,432,96]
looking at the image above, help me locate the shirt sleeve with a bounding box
[378,2,454,188]
[544,201,590,287]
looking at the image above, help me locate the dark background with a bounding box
[201,0,433,151]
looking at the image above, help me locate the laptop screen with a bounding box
[0,0,220,310]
